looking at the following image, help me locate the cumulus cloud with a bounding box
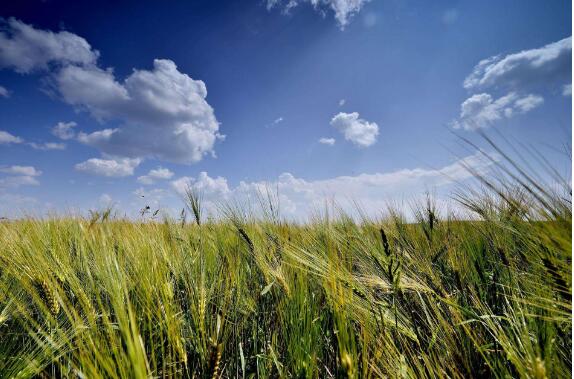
[0,20,221,166]
[28,142,66,150]
[75,157,141,177]
[463,37,572,91]
[56,59,222,164]
[137,167,174,185]
[0,130,23,144]
[451,92,543,130]
[171,171,231,198]
[0,18,99,73]
[267,0,371,29]
[330,112,378,147]
[0,85,10,98]
[319,137,335,145]
[168,152,494,219]
[51,121,77,140]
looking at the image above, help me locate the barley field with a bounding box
[0,149,571,379]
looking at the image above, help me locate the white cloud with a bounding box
[339,99,346,106]
[0,130,23,144]
[0,20,221,166]
[451,92,543,130]
[137,167,174,185]
[0,18,99,73]
[172,171,231,198]
[75,157,141,177]
[330,112,378,147]
[266,117,284,128]
[28,142,66,150]
[0,129,65,150]
[0,85,10,98]
[463,37,572,91]
[267,0,371,29]
[51,121,77,140]
[0,176,40,188]
[319,137,335,145]
[0,165,42,176]
[562,84,572,96]
[514,94,544,113]
[56,59,222,164]
[0,165,42,190]
[169,152,493,219]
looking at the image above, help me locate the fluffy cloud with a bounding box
[319,137,335,145]
[0,20,221,165]
[452,92,543,130]
[75,157,141,177]
[267,0,371,29]
[454,37,569,131]
[0,130,23,144]
[0,85,10,98]
[51,121,77,140]
[172,172,231,198]
[330,112,378,147]
[463,37,572,91]
[169,152,493,219]
[0,18,99,73]
[137,167,174,185]
[56,59,222,164]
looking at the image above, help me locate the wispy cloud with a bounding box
[52,121,77,140]
[464,37,571,91]
[319,137,335,145]
[137,167,174,185]
[266,0,371,29]
[0,85,10,98]
[28,142,66,151]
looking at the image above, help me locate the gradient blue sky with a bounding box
[0,0,571,219]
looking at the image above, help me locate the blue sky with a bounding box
[0,0,571,219]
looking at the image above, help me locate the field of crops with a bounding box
[0,155,571,378]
